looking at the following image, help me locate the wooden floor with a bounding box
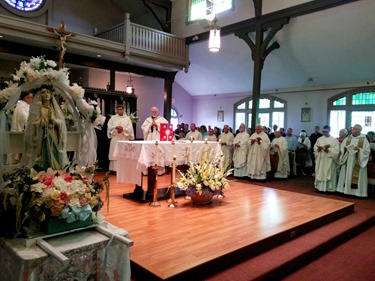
[98,174,354,280]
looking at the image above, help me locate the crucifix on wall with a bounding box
[47,21,76,69]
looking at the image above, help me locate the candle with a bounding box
[172,155,176,183]
[204,138,208,144]
[190,136,193,143]
[155,140,159,166]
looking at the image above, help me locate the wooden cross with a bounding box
[47,21,76,69]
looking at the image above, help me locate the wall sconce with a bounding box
[126,73,134,94]
[209,17,220,52]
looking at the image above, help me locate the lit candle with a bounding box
[190,136,193,143]
[155,140,159,166]
[172,155,176,183]
[204,138,208,144]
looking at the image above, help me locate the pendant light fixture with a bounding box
[126,73,134,94]
[209,17,220,52]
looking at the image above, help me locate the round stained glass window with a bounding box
[4,0,44,12]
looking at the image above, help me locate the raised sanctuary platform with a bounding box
[103,177,355,280]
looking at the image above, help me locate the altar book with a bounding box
[160,123,173,141]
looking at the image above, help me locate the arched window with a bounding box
[170,107,179,130]
[233,95,286,131]
[328,88,375,137]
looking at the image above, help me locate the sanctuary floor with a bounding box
[98,173,354,280]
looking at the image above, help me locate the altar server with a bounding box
[107,105,134,171]
[185,123,202,140]
[219,125,234,170]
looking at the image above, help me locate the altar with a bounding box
[0,223,132,281]
[113,140,222,186]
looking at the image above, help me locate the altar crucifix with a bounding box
[47,21,76,69]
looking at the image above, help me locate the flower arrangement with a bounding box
[125,105,139,124]
[176,150,232,197]
[0,164,109,238]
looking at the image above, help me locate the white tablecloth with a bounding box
[113,140,222,185]
[0,223,131,281]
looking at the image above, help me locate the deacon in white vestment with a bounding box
[185,123,202,140]
[337,124,370,197]
[141,106,168,140]
[219,125,234,170]
[107,105,134,171]
[233,124,249,177]
[8,92,33,164]
[247,125,271,180]
[314,125,340,192]
[270,130,289,179]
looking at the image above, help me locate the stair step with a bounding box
[204,211,375,281]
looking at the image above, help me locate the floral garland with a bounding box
[0,56,105,127]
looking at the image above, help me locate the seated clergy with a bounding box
[232,123,250,177]
[270,130,289,179]
[247,125,271,180]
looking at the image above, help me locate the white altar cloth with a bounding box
[0,223,131,281]
[113,140,221,185]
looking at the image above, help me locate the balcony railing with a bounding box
[95,13,188,69]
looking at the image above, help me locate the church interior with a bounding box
[0,0,375,280]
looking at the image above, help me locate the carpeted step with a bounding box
[204,211,375,281]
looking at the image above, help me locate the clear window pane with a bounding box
[272,112,284,129]
[171,108,178,117]
[333,97,346,106]
[248,113,252,128]
[352,92,375,105]
[329,110,346,138]
[237,102,246,109]
[213,0,232,14]
[248,100,253,109]
[274,100,284,108]
[351,111,375,134]
[190,0,206,21]
[259,98,270,109]
[258,113,269,127]
[235,112,245,131]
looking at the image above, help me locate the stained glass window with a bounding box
[352,92,375,105]
[4,0,44,12]
[333,96,346,106]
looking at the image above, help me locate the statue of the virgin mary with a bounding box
[22,84,68,170]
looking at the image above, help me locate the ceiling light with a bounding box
[209,17,220,52]
[96,54,102,58]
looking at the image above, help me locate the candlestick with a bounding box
[172,154,176,183]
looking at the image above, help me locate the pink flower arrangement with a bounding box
[0,164,109,237]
